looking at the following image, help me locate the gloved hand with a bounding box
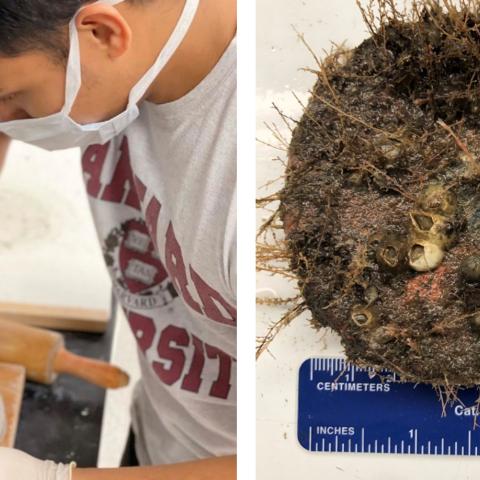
[0,447,75,480]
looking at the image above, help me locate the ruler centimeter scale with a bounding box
[298,357,480,456]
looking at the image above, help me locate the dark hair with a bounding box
[0,0,146,61]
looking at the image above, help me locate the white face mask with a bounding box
[0,0,199,151]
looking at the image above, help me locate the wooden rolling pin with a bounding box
[0,318,129,389]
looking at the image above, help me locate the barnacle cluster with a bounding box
[374,185,459,275]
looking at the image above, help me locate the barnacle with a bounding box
[373,135,402,164]
[351,305,377,328]
[408,240,445,272]
[375,234,408,271]
[369,326,395,347]
[364,285,379,305]
[418,184,457,217]
[459,255,480,283]
[409,210,456,248]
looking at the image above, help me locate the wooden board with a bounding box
[0,363,26,447]
[0,302,110,333]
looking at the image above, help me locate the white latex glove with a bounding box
[0,447,75,480]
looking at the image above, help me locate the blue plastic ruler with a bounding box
[298,357,480,456]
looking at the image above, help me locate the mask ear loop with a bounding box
[126,0,200,107]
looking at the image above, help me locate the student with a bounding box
[0,0,237,479]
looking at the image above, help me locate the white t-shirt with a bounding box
[80,38,237,465]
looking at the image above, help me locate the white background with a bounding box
[256,1,480,479]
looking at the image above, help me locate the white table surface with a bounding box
[256,1,480,478]
[0,140,111,315]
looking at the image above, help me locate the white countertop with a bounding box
[0,140,111,315]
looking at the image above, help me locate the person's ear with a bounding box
[75,4,132,58]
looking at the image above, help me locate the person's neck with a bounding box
[140,0,236,105]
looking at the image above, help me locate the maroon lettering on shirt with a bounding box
[181,334,205,393]
[102,136,141,209]
[133,174,148,203]
[190,266,236,327]
[153,325,190,386]
[144,196,162,250]
[128,311,156,354]
[165,222,203,314]
[127,311,234,400]
[82,142,109,197]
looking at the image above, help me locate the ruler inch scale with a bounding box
[298,357,480,456]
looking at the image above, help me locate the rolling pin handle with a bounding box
[53,349,130,389]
